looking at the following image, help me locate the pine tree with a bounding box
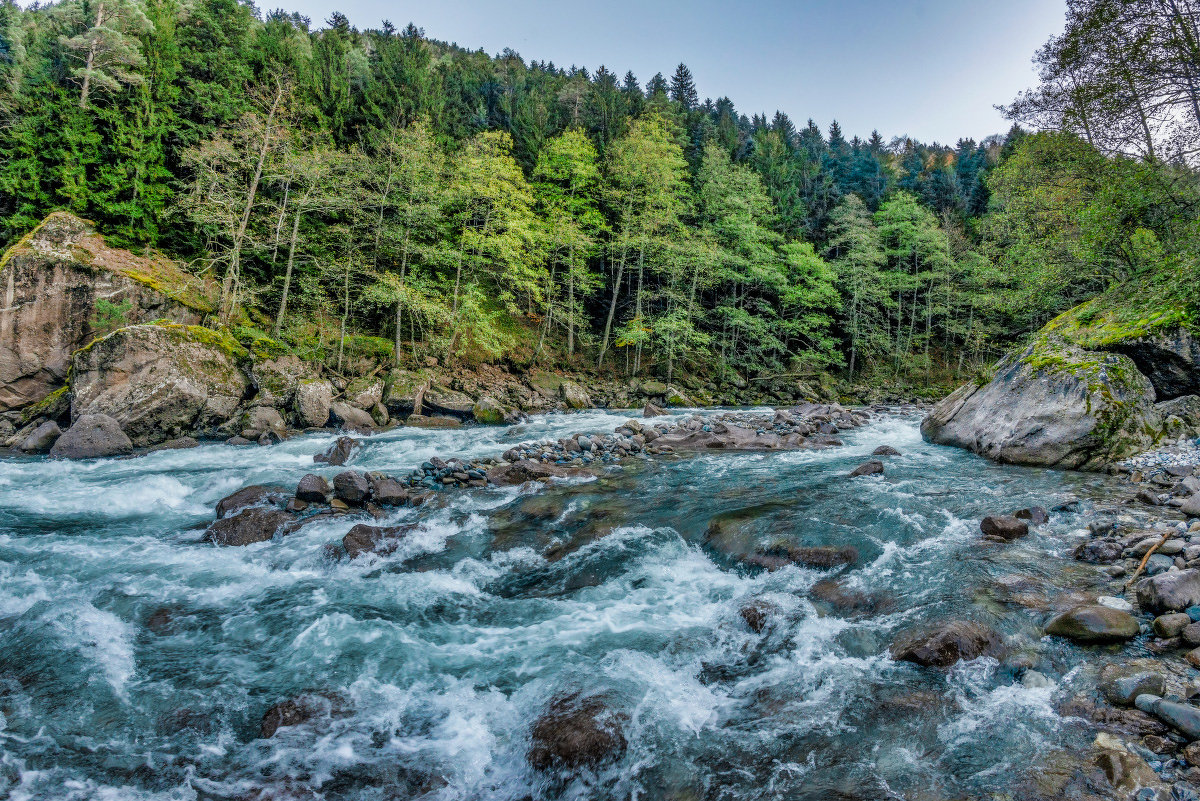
[669,62,698,110]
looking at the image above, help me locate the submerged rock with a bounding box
[259,692,349,738]
[314,436,359,466]
[1044,605,1140,644]
[528,694,626,771]
[890,621,1003,668]
[487,460,580,487]
[848,459,884,478]
[342,523,414,558]
[48,414,133,459]
[215,485,287,519]
[872,445,901,456]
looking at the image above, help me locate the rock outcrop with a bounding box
[48,414,133,459]
[0,212,214,414]
[70,323,250,447]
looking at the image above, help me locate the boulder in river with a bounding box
[1044,605,1140,644]
[295,474,331,503]
[333,471,370,505]
[472,395,507,425]
[405,414,462,429]
[643,402,667,417]
[342,523,415,558]
[921,338,1161,469]
[1135,694,1200,740]
[48,414,133,459]
[368,475,408,506]
[203,507,294,546]
[528,694,627,771]
[259,692,349,738]
[742,544,858,571]
[890,621,1003,668]
[560,381,591,410]
[70,323,249,447]
[848,459,884,478]
[872,445,901,456]
[1182,493,1200,518]
[1012,506,1050,525]
[487,459,579,487]
[314,436,359,466]
[17,420,61,453]
[215,484,287,518]
[1100,665,1166,707]
[1136,569,1200,614]
[980,515,1029,541]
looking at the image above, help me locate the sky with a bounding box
[281,0,1068,145]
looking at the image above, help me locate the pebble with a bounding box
[1098,595,1133,612]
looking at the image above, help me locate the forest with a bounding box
[0,0,1197,391]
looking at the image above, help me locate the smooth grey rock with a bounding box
[1153,613,1193,638]
[1044,605,1140,643]
[1137,569,1200,613]
[295,474,331,503]
[17,420,61,452]
[1102,668,1166,706]
[333,471,370,505]
[48,414,132,459]
[329,402,374,430]
[981,515,1029,541]
[849,459,884,478]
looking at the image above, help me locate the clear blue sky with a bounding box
[283,0,1067,145]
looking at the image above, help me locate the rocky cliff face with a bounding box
[0,212,215,413]
[924,295,1200,470]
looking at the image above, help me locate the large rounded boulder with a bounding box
[69,323,250,447]
[922,338,1160,469]
[48,413,133,459]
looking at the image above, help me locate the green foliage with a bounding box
[91,297,132,335]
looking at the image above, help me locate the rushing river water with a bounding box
[0,409,1147,800]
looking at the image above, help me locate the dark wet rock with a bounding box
[368,476,408,506]
[295,474,331,504]
[528,694,627,771]
[216,485,287,519]
[225,435,253,446]
[1153,613,1192,638]
[809,578,890,619]
[1100,666,1166,706]
[342,523,415,558]
[259,692,348,738]
[333,471,370,505]
[486,460,579,487]
[144,607,176,636]
[739,601,775,633]
[848,459,884,478]
[1012,506,1049,525]
[1075,539,1124,564]
[872,445,901,456]
[1136,569,1200,614]
[742,544,858,572]
[314,436,359,466]
[149,436,200,451]
[17,420,61,453]
[980,515,1029,541]
[48,414,132,459]
[890,621,1003,668]
[203,507,294,546]
[1045,605,1140,644]
[1059,695,1170,737]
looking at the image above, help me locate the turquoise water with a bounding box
[0,411,1130,800]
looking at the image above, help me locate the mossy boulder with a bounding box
[923,338,1162,469]
[70,323,250,447]
[345,376,384,410]
[473,395,507,425]
[383,369,433,417]
[0,212,216,413]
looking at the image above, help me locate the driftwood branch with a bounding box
[1125,531,1173,591]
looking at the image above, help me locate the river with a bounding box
[0,409,1146,800]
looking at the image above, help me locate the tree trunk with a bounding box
[273,209,302,337]
[78,2,105,109]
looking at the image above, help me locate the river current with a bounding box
[0,409,1139,800]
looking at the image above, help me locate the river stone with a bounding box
[49,414,133,459]
[1137,569,1200,614]
[921,340,1159,469]
[1182,621,1200,646]
[560,381,591,410]
[329,402,374,430]
[848,459,884,478]
[487,460,578,487]
[342,523,414,558]
[295,474,331,503]
[890,621,1003,668]
[981,515,1029,541]
[215,484,287,518]
[314,436,359,466]
[368,476,409,506]
[203,507,293,546]
[1044,605,1140,643]
[643,402,667,418]
[1101,666,1166,706]
[739,601,775,633]
[1098,596,1134,612]
[17,420,61,453]
[259,692,347,738]
[293,379,333,428]
[472,395,506,425]
[405,414,462,429]
[1153,613,1193,638]
[872,445,902,456]
[240,406,286,440]
[742,544,858,571]
[1183,494,1200,518]
[333,471,370,505]
[528,694,626,771]
[1076,539,1124,564]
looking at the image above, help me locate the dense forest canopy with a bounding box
[0,0,1195,389]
